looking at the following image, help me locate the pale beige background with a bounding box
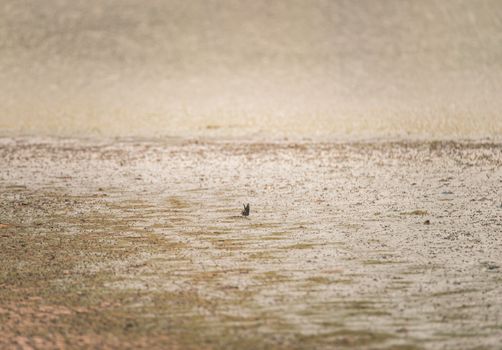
[1,0,501,138]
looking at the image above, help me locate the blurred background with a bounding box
[1,0,501,139]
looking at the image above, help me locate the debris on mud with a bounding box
[1,137,501,349]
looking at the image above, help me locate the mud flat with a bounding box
[1,137,501,349]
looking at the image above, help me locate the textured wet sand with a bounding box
[1,137,502,349]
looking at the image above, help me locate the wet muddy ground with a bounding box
[1,137,501,349]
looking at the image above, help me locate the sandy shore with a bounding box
[1,137,501,349]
